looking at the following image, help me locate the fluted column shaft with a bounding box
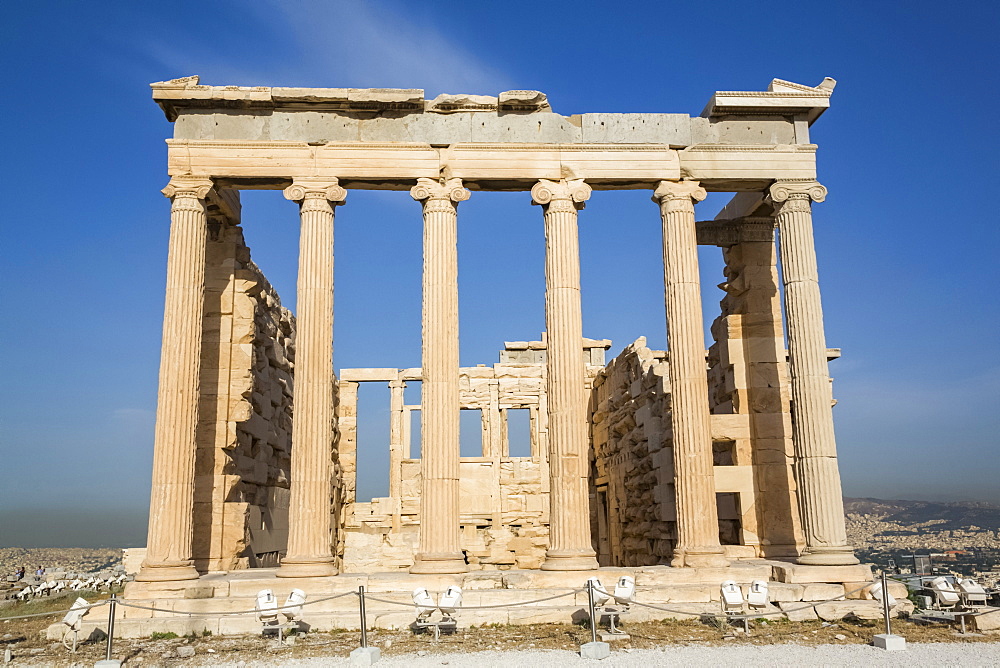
[653,180,729,568]
[388,379,406,500]
[137,178,214,582]
[277,179,346,578]
[770,180,858,566]
[410,178,469,574]
[533,179,599,571]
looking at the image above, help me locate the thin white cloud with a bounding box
[140,0,513,95]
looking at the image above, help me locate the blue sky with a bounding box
[2,0,998,546]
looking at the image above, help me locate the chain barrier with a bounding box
[113,590,358,617]
[363,589,583,610]
[8,579,991,626]
[0,582,880,622]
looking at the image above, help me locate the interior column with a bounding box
[533,178,600,571]
[769,180,858,565]
[388,379,406,500]
[277,179,345,578]
[137,177,214,582]
[653,180,729,568]
[410,177,470,574]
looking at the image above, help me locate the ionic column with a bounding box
[769,180,858,565]
[137,177,214,582]
[653,180,729,568]
[532,179,599,571]
[388,379,406,500]
[410,177,470,574]
[277,179,346,578]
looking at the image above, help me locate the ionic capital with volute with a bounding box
[768,180,827,211]
[283,178,348,208]
[161,176,214,201]
[652,180,707,208]
[531,179,591,212]
[410,177,471,204]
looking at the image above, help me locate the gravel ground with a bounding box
[243,643,999,667]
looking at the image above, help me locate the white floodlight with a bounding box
[957,578,988,607]
[412,587,436,620]
[869,580,896,607]
[720,580,744,614]
[16,587,32,601]
[747,580,769,610]
[929,577,960,609]
[255,589,280,625]
[585,577,611,606]
[283,588,307,621]
[613,576,636,604]
[62,597,90,631]
[439,586,463,618]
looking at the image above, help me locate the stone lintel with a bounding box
[340,368,402,382]
[696,217,775,246]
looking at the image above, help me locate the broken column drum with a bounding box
[139,75,859,577]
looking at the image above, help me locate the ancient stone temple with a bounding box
[109,76,882,637]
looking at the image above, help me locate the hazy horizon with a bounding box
[4,494,999,549]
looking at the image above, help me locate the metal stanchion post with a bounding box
[580,580,609,660]
[95,594,121,667]
[588,581,597,645]
[873,571,905,651]
[349,585,380,665]
[359,586,368,648]
[881,571,892,637]
[107,594,117,659]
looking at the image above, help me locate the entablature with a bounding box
[165,139,816,192]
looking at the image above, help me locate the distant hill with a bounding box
[844,497,1000,532]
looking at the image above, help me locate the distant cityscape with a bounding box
[845,497,1000,586]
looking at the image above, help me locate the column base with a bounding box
[759,543,802,559]
[797,545,860,566]
[670,547,730,568]
[541,549,599,571]
[276,556,338,578]
[134,560,200,582]
[410,552,468,574]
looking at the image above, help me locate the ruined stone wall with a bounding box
[341,365,551,572]
[589,338,676,566]
[338,341,608,572]
[193,219,295,571]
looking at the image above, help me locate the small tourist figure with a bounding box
[14,566,25,580]
[35,565,45,578]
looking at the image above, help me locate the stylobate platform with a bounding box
[49,562,912,639]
